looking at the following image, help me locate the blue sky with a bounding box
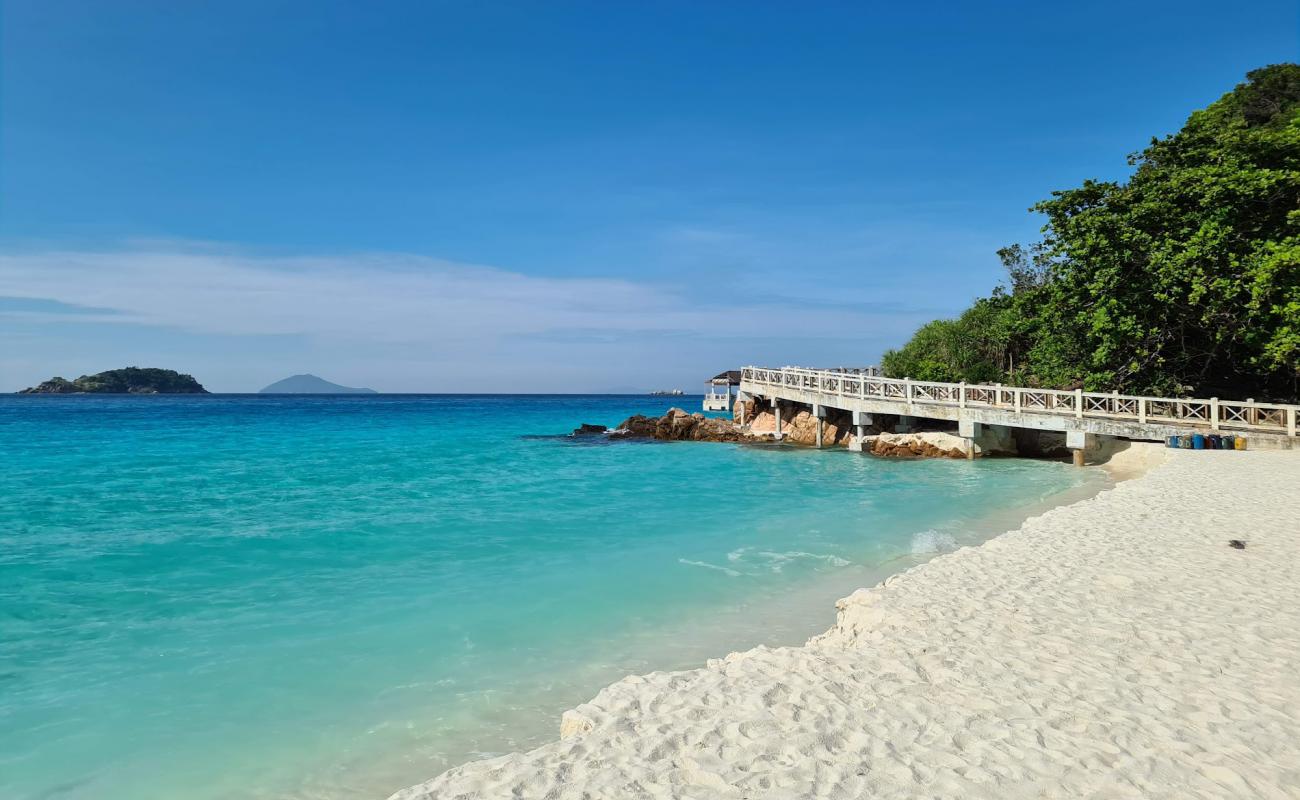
[1,1,1296,392]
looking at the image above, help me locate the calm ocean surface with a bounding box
[0,395,1107,800]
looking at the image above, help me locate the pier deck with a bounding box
[740,367,1298,460]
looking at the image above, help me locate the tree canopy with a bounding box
[883,64,1300,401]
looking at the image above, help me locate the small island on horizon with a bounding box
[259,374,377,394]
[18,367,208,394]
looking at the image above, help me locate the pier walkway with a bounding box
[739,366,1298,462]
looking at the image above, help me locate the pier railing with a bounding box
[741,366,1299,437]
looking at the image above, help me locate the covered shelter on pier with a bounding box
[703,370,742,412]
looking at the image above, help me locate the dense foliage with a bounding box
[883,64,1300,400]
[20,367,208,394]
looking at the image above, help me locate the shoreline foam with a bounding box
[392,446,1300,799]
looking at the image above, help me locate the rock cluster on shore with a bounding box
[582,407,978,459]
[613,408,750,442]
[868,431,970,459]
[575,405,1049,462]
[736,401,859,447]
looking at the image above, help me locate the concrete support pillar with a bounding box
[771,398,783,439]
[958,419,981,460]
[812,404,826,448]
[1066,430,1097,467]
[847,411,874,452]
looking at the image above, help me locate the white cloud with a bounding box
[0,243,939,391]
[0,244,931,340]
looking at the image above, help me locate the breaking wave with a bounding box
[910,529,959,555]
[678,558,742,577]
[725,547,851,573]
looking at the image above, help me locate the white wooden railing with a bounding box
[741,366,1299,437]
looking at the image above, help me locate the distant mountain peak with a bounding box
[259,374,376,394]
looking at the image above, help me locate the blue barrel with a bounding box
[1192,433,1205,450]
[1166,435,1179,448]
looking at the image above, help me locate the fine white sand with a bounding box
[392,447,1300,799]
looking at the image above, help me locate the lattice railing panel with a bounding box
[739,367,1297,436]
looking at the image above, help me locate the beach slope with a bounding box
[393,449,1300,799]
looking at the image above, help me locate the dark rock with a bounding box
[614,411,748,442]
[1229,539,1246,549]
[571,423,608,435]
[616,414,660,437]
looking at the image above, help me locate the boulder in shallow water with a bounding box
[869,432,969,459]
[615,414,660,437]
[614,411,749,442]
[572,423,608,435]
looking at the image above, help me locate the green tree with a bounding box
[884,64,1300,400]
[881,297,1011,383]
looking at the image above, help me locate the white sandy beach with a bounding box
[393,446,1300,799]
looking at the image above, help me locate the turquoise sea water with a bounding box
[0,395,1107,800]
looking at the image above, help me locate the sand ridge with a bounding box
[392,448,1300,799]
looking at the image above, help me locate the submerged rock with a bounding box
[571,423,608,435]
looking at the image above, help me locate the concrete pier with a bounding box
[741,366,1299,458]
